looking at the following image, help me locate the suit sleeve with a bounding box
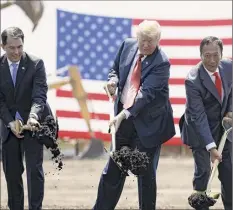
[127,61,170,117]
[107,41,125,84]
[185,79,215,146]
[29,59,48,120]
[0,89,14,125]
[226,87,232,113]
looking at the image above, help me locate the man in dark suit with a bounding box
[0,27,49,210]
[179,36,232,210]
[93,20,176,210]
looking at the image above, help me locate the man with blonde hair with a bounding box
[92,20,175,210]
[136,20,161,43]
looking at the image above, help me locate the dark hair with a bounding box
[1,27,24,45]
[200,36,223,56]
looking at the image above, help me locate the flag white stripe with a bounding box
[132,25,232,39]
[170,66,190,78]
[162,45,232,59]
[58,117,181,137]
[57,80,186,97]
[52,66,191,84]
[54,97,185,118]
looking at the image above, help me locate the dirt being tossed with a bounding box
[33,115,63,171]
[112,146,150,176]
[188,192,216,209]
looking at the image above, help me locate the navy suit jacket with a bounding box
[108,38,176,148]
[179,59,232,149]
[0,52,51,143]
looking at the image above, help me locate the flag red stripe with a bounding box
[160,38,232,46]
[170,58,200,65]
[58,131,182,145]
[56,90,186,104]
[133,19,232,26]
[169,78,185,85]
[56,110,180,124]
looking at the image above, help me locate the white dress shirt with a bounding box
[203,66,224,151]
[121,50,146,118]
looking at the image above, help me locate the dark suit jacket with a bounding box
[0,52,50,143]
[179,59,232,149]
[108,38,176,148]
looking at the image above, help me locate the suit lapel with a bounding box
[121,44,137,88]
[199,64,222,104]
[219,62,230,110]
[141,47,158,74]
[15,53,28,92]
[0,55,15,90]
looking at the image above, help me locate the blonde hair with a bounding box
[136,20,161,42]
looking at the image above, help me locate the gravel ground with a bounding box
[1,157,224,209]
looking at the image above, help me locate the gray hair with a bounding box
[136,20,161,43]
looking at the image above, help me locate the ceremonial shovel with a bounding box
[188,117,232,209]
[103,85,133,176]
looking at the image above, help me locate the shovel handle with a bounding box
[20,124,40,133]
[104,84,114,102]
[104,84,116,152]
[206,124,232,195]
[111,125,116,152]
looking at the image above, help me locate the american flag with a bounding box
[55,9,232,145]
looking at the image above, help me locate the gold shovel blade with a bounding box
[208,192,220,199]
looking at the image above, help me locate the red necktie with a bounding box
[123,54,144,109]
[213,72,222,100]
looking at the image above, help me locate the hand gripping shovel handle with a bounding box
[104,84,134,177]
[104,84,116,152]
[206,118,232,195]
[15,119,39,134]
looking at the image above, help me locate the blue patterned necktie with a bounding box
[11,63,23,121]
[11,63,18,86]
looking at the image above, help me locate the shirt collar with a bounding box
[7,58,20,67]
[203,65,219,77]
[136,50,146,59]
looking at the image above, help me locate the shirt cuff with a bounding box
[206,142,217,151]
[123,109,131,119]
[29,113,38,120]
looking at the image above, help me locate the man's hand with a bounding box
[223,116,232,124]
[8,121,24,138]
[225,112,232,118]
[109,110,126,132]
[210,148,222,163]
[105,81,117,96]
[27,117,40,131]
[223,112,232,127]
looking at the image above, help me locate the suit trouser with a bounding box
[2,131,44,210]
[192,141,232,210]
[93,115,161,210]
[0,137,2,161]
